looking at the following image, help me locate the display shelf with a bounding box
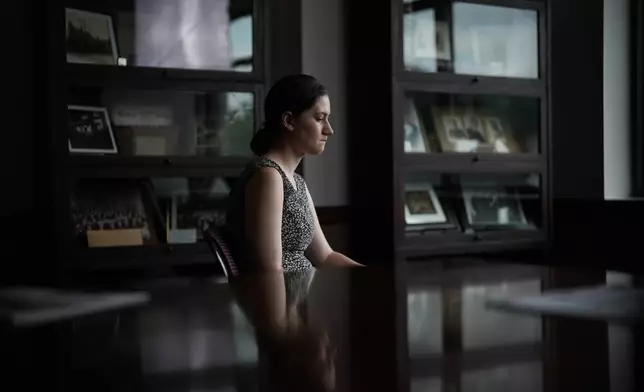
[46,0,269,273]
[347,0,549,262]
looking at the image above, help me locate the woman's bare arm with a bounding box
[244,167,285,271]
[303,184,363,267]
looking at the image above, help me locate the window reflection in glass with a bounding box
[132,0,253,71]
[462,362,542,392]
[407,288,443,356]
[151,176,233,243]
[462,280,542,349]
[403,92,540,154]
[69,86,255,157]
[65,0,254,71]
[402,1,539,79]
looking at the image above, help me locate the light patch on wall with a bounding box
[603,0,632,199]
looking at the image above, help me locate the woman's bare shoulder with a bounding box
[245,167,284,200]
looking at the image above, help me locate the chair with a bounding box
[203,227,239,279]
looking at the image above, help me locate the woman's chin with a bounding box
[308,145,326,155]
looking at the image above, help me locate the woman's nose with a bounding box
[323,123,334,136]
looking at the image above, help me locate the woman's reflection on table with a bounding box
[230,267,336,392]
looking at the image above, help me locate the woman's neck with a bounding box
[263,145,303,175]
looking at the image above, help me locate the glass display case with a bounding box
[393,0,547,255]
[51,0,263,266]
[64,0,254,72]
[69,176,234,250]
[67,86,255,157]
[402,172,542,237]
[402,92,540,154]
[403,1,539,78]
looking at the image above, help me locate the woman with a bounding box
[225,74,362,272]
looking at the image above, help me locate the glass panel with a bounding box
[453,3,538,78]
[71,178,161,247]
[402,1,539,79]
[70,177,233,247]
[68,86,255,157]
[403,92,540,154]
[150,176,233,244]
[65,0,253,72]
[403,173,542,233]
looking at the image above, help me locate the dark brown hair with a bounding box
[250,74,328,156]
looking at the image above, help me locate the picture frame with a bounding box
[68,105,118,154]
[403,97,431,153]
[404,182,448,226]
[403,6,438,73]
[432,107,520,153]
[483,116,522,153]
[461,185,529,228]
[70,179,157,246]
[65,8,118,65]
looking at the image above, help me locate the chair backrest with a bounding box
[203,227,238,278]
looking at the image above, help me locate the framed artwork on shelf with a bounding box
[70,180,158,247]
[483,116,522,153]
[67,105,118,154]
[65,8,118,65]
[404,182,457,231]
[461,185,531,229]
[404,98,430,153]
[431,107,520,153]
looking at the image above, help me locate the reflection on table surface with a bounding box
[4,260,642,392]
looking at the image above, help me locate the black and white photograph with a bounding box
[404,182,447,225]
[463,115,487,142]
[404,98,430,153]
[433,107,499,153]
[462,186,528,226]
[484,116,520,153]
[403,6,438,72]
[71,181,153,242]
[68,105,118,154]
[65,8,118,65]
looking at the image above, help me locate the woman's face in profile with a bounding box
[288,95,334,155]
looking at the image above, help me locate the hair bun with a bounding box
[250,126,277,156]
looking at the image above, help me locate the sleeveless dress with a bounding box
[224,157,316,272]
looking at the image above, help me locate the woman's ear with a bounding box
[281,111,295,132]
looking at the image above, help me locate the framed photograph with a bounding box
[432,107,491,153]
[462,185,528,227]
[404,182,448,225]
[403,98,430,153]
[65,8,118,65]
[68,105,118,154]
[71,180,157,245]
[432,107,520,153]
[403,7,438,72]
[483,116,521,153]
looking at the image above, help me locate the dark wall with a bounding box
[0,0,45,285]
[1,1,35,217]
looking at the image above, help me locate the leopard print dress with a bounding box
[224,157,315,272]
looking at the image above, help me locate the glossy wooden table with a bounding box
[3,259,641,392]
